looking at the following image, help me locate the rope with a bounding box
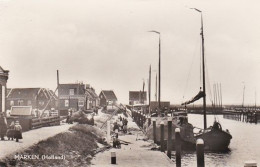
[182,36,201,99]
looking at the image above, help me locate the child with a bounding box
[14,121,22,142]
[6,121,15,140]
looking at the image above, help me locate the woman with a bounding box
[13,121,22,142]
[0,113,7,140]
[6,121,15,140]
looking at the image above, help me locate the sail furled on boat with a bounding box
[182,91,205,105]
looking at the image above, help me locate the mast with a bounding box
[200,12,207,129]
[149,65,151,115]
[191,8,206,129]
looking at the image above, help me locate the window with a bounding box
[28,100,32,105]
[78,100,84,107]
[18,100,23,106]
[65,100,69,107]
[10,100,14,106]
[69,89,75,95]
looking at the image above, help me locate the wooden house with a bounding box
[99,90,117,107]
[85,85,100,109]
[6,88,57,111]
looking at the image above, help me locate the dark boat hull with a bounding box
[195,129,232,151]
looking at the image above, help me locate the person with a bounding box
[13,121,22,142]
[112,135,121,148]
[66,109,72,124]
[0,113,7,140]
[6,121,15,140]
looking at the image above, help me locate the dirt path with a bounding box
[0,123,74,159]
[91,116,174,167]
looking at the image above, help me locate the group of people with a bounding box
[111,115,129,149]
[0,113,23,142]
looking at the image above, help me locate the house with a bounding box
[129,91,147,105]
[58,83,85,115]
[6,88,57,111]
[99,90,117,107]
[58,83,100,115]
[85,85,100,109]
[0,66,9,112]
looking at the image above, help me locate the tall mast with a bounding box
[149,65,151,115]
[200,11,207,129]
[191,8,206,129]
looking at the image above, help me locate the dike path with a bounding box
[0,123,73,159]
[91,114,174,167]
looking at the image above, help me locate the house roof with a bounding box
[7,88,55,100]
[0,66,9,74]
[86,88,99,99]
[10,106,32,116]
[7,88,42,99]
[100,90,117,101]
[129,91,147,101]
[58,83,85,95]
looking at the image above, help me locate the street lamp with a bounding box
[148,30,161,111]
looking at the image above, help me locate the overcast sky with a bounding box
[0,0,260,105]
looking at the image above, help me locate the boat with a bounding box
[182,8,232,151]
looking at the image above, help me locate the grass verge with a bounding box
[1,124,106,167]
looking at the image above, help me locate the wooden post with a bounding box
[196,139,205,167]
[244,160,257,167]
[167,117,172,158]
[153,119,157,143]
[111,152,116,164]
[160,121,165,152]
[175,128,181,167]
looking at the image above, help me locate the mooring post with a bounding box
[167,117,172,158]
[160,121,165,152]
[175,128,181,167]
[152,119,157,143]
[111,152,116,164]
[244,160,257,167]
[196,139,205,167]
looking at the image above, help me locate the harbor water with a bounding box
[171,114,260,167]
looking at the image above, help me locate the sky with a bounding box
[0,0,260,105]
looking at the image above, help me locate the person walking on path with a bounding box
[0,113,7,140]
[13,121,22,142]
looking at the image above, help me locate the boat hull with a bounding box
[195,129,232,151]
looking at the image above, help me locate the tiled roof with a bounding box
[100,90,117,101]
[86,88,99,99]
[7,88,41,99]
[7,88,56,100]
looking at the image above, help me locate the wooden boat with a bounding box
[183,8,232,151]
